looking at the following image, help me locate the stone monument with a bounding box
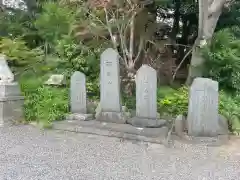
[68,71,93,121]
[187,77,224,137]
[44,74,66,86]
[96,48,126,124]
[0,54,24,126]
[127,65,166,127]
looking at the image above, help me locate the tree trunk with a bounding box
[186,0,228,85]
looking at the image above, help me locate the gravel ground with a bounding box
[0,125,240,180]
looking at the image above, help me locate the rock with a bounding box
[124,112,131,118]
[44,74,66,86]
[218,115,229,135]
[127,117,166,128]
[66,113,93,121]
[87,101,98,114]
[122,106,127,112]
[130,110,136,117]
[175,115,185,136]
[95,103,102,119]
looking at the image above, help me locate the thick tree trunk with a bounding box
[186,0,228,85]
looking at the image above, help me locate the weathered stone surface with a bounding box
[128,65,161,127]
[97,48,126,123]
[175,115,185,136]
[0,82,22,97]
[99,48,121,112]
[53,120,169,143]
[0,96,24,126]
[136,65,157,119]
[44,74,66,86]
[0,54,14,83]
[66,113,93,121]
[70,71,87,114]
[97,112,126,124]
[0,77,24,126]
[187,78,219,137]
[127,117,166,128]
[68,71,93,120]
[87,101,98,114]
[95,103,102,119]
[218,115,229,135]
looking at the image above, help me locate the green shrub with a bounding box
[0,37,43,67]
[157,86,188,116]
[203,27,240,92]
[35,2,76,47]
[20,75,69,128]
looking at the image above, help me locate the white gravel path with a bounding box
[0,125,240,180]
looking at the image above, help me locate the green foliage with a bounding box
[35,2,76,47]
[20,74,69,127]
[203,27,240,92]
[219,91,240,133]
[0,37,43,75]
[158,86,188,116]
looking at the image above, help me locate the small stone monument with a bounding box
[68,71,93,121]
[96,48,126,124]
[187,78,222,137]
[127,65,166,127]
[44,74,66,86]
[0,54,24,126]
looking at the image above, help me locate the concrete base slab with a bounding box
[53,120,169,144]
[172,132,229,147]
[127,117,167,128]
[66,113,93,121]
[96,112,126,124]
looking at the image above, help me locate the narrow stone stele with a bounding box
[68,71,93,121]
[96,48,126,124]
[187,78,227,137]
[127,65,166,128]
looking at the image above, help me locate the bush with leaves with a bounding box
[0,37,44,76]
[20,73,69,128]
[158,86,189,117]
[0,38,43,64]
[35,1,76,50]
[203,27,240,92]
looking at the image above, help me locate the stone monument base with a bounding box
[0,96,24,126]
[53,120,169,144]
[127,117,167,128]
[0,82,22,97]
[96,111,126,124]
[66,113,93,121]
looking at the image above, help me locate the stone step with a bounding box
[53,120,169,144]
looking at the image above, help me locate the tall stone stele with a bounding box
[0,54,24,126]
[67,71,93,121]
[127,65,166,128]
[187,77,227,137]
[96,48,126,124]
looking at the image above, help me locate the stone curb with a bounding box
[53,120,169,144]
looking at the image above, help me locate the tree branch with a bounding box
[208,0,227,16]
[128,12,136,66]
[104,8,117,49]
